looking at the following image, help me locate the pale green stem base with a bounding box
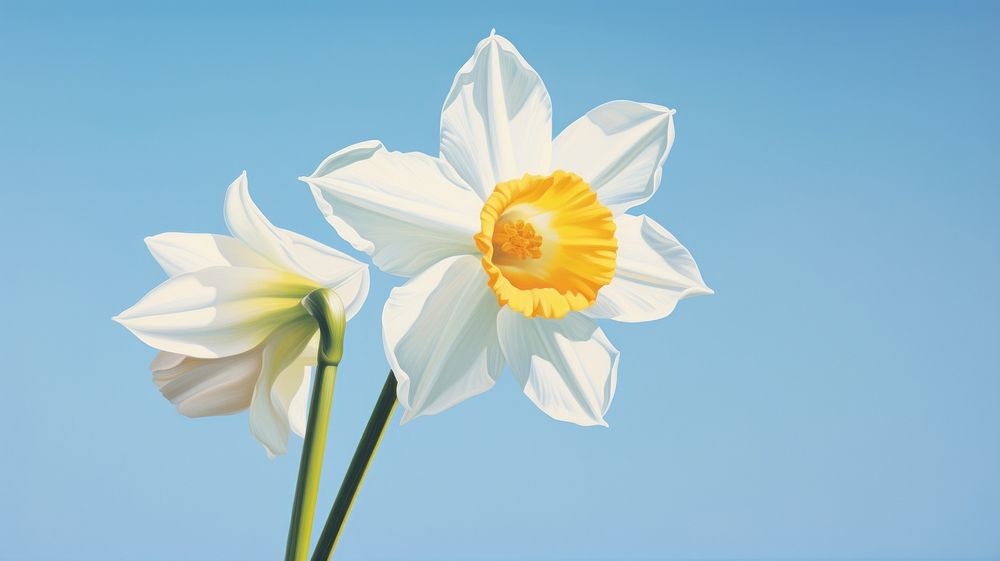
[284,289,346,561]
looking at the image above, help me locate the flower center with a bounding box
[474,171,617,319]
[496,219,543,260]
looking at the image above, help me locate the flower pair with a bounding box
[116,31,710,455]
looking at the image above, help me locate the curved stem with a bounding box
[311,371,398,561]
[284,289,346,561]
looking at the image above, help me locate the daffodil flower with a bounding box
[115,172,369,456]
[301,31,711,426]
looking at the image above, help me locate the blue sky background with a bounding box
[2,1,998,560]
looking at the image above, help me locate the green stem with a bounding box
[311,371,398,561]
[285,289,346,561]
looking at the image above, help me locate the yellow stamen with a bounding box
[474,171,617,319]
[496,219,543,260]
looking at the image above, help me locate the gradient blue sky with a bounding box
[2,1,999,560]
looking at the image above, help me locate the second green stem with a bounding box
[311,371,398,561]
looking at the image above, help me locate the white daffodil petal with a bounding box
[220,172,371,313]
[249,318,318,457]
[114,266,316,359]
[223,172,286,263]
[151,350,261,418]
[150,351,187,372]
[302,140,482,277]
[278,228,370,319]
[497,309,619,427]
[330,265,369,321]
[587,214,712,323]
[277,333,318,438]
[144,232,274,277]
[222,172,309,274]
[383,255,504,422]
[285,367,312,438]
[440,31,553,199]
[553,101,675,214]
